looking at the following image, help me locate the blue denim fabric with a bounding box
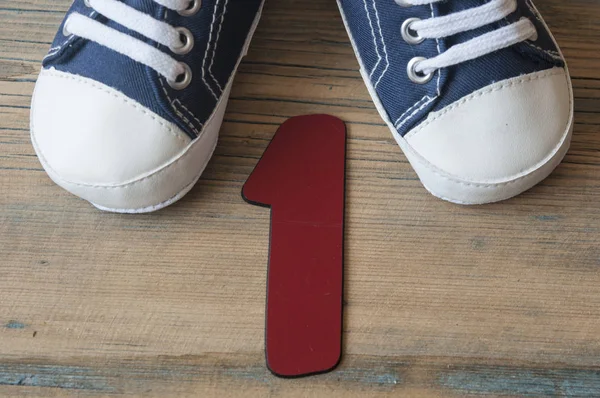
[338,0,565,136]
[43,0,263,139]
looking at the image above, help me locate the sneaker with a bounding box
[337,0,573,204]
[30,0,264,213]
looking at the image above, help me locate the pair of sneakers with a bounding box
[30,0,573,213]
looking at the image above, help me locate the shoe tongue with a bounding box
[124,0,158,14]
[437,0,491,15]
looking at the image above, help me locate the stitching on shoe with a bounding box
[362,0,382,81]
[525,0,542,23]
[402,68,571,188]
[393,4,442,133]
[174,99,204,128]
[430,3,442,97]
[156,9,204,136]
[521,1,562,61]
[524,41,562,60]
[201,1,222,100]
[395,95,434,129]
[41,69,189,144]
[207,0,229,93]
[371,0,389,88]
[394,96,431,126]
[158,77,203,135]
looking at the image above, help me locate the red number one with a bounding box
[242,115,346,377]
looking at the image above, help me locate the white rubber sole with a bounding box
[336,1,574,205]
[87,2,265,213]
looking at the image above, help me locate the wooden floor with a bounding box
[2,0,600,396]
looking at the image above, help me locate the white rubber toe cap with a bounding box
[30,68,216,212]
[402,67,573,204]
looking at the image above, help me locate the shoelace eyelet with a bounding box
[178,0,201,16]
[168,62,192,90]
[407,57,433,84]
[171,27,194,55]
[401,17,424,45]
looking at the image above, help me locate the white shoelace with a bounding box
[63,0,195,86]
[396,0,538,78]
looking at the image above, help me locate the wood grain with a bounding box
[1,0,600,396]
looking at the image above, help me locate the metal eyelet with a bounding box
[171,27,194,55]
[178,0,201,16]
[401,18,424,45]
[168,63,193,90]
[407,57,433,84]
[394,0,412,6]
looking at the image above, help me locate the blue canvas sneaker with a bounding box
[337,0,573,204]
[30,0,264,213]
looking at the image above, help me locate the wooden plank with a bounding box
[1,0,600,396]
